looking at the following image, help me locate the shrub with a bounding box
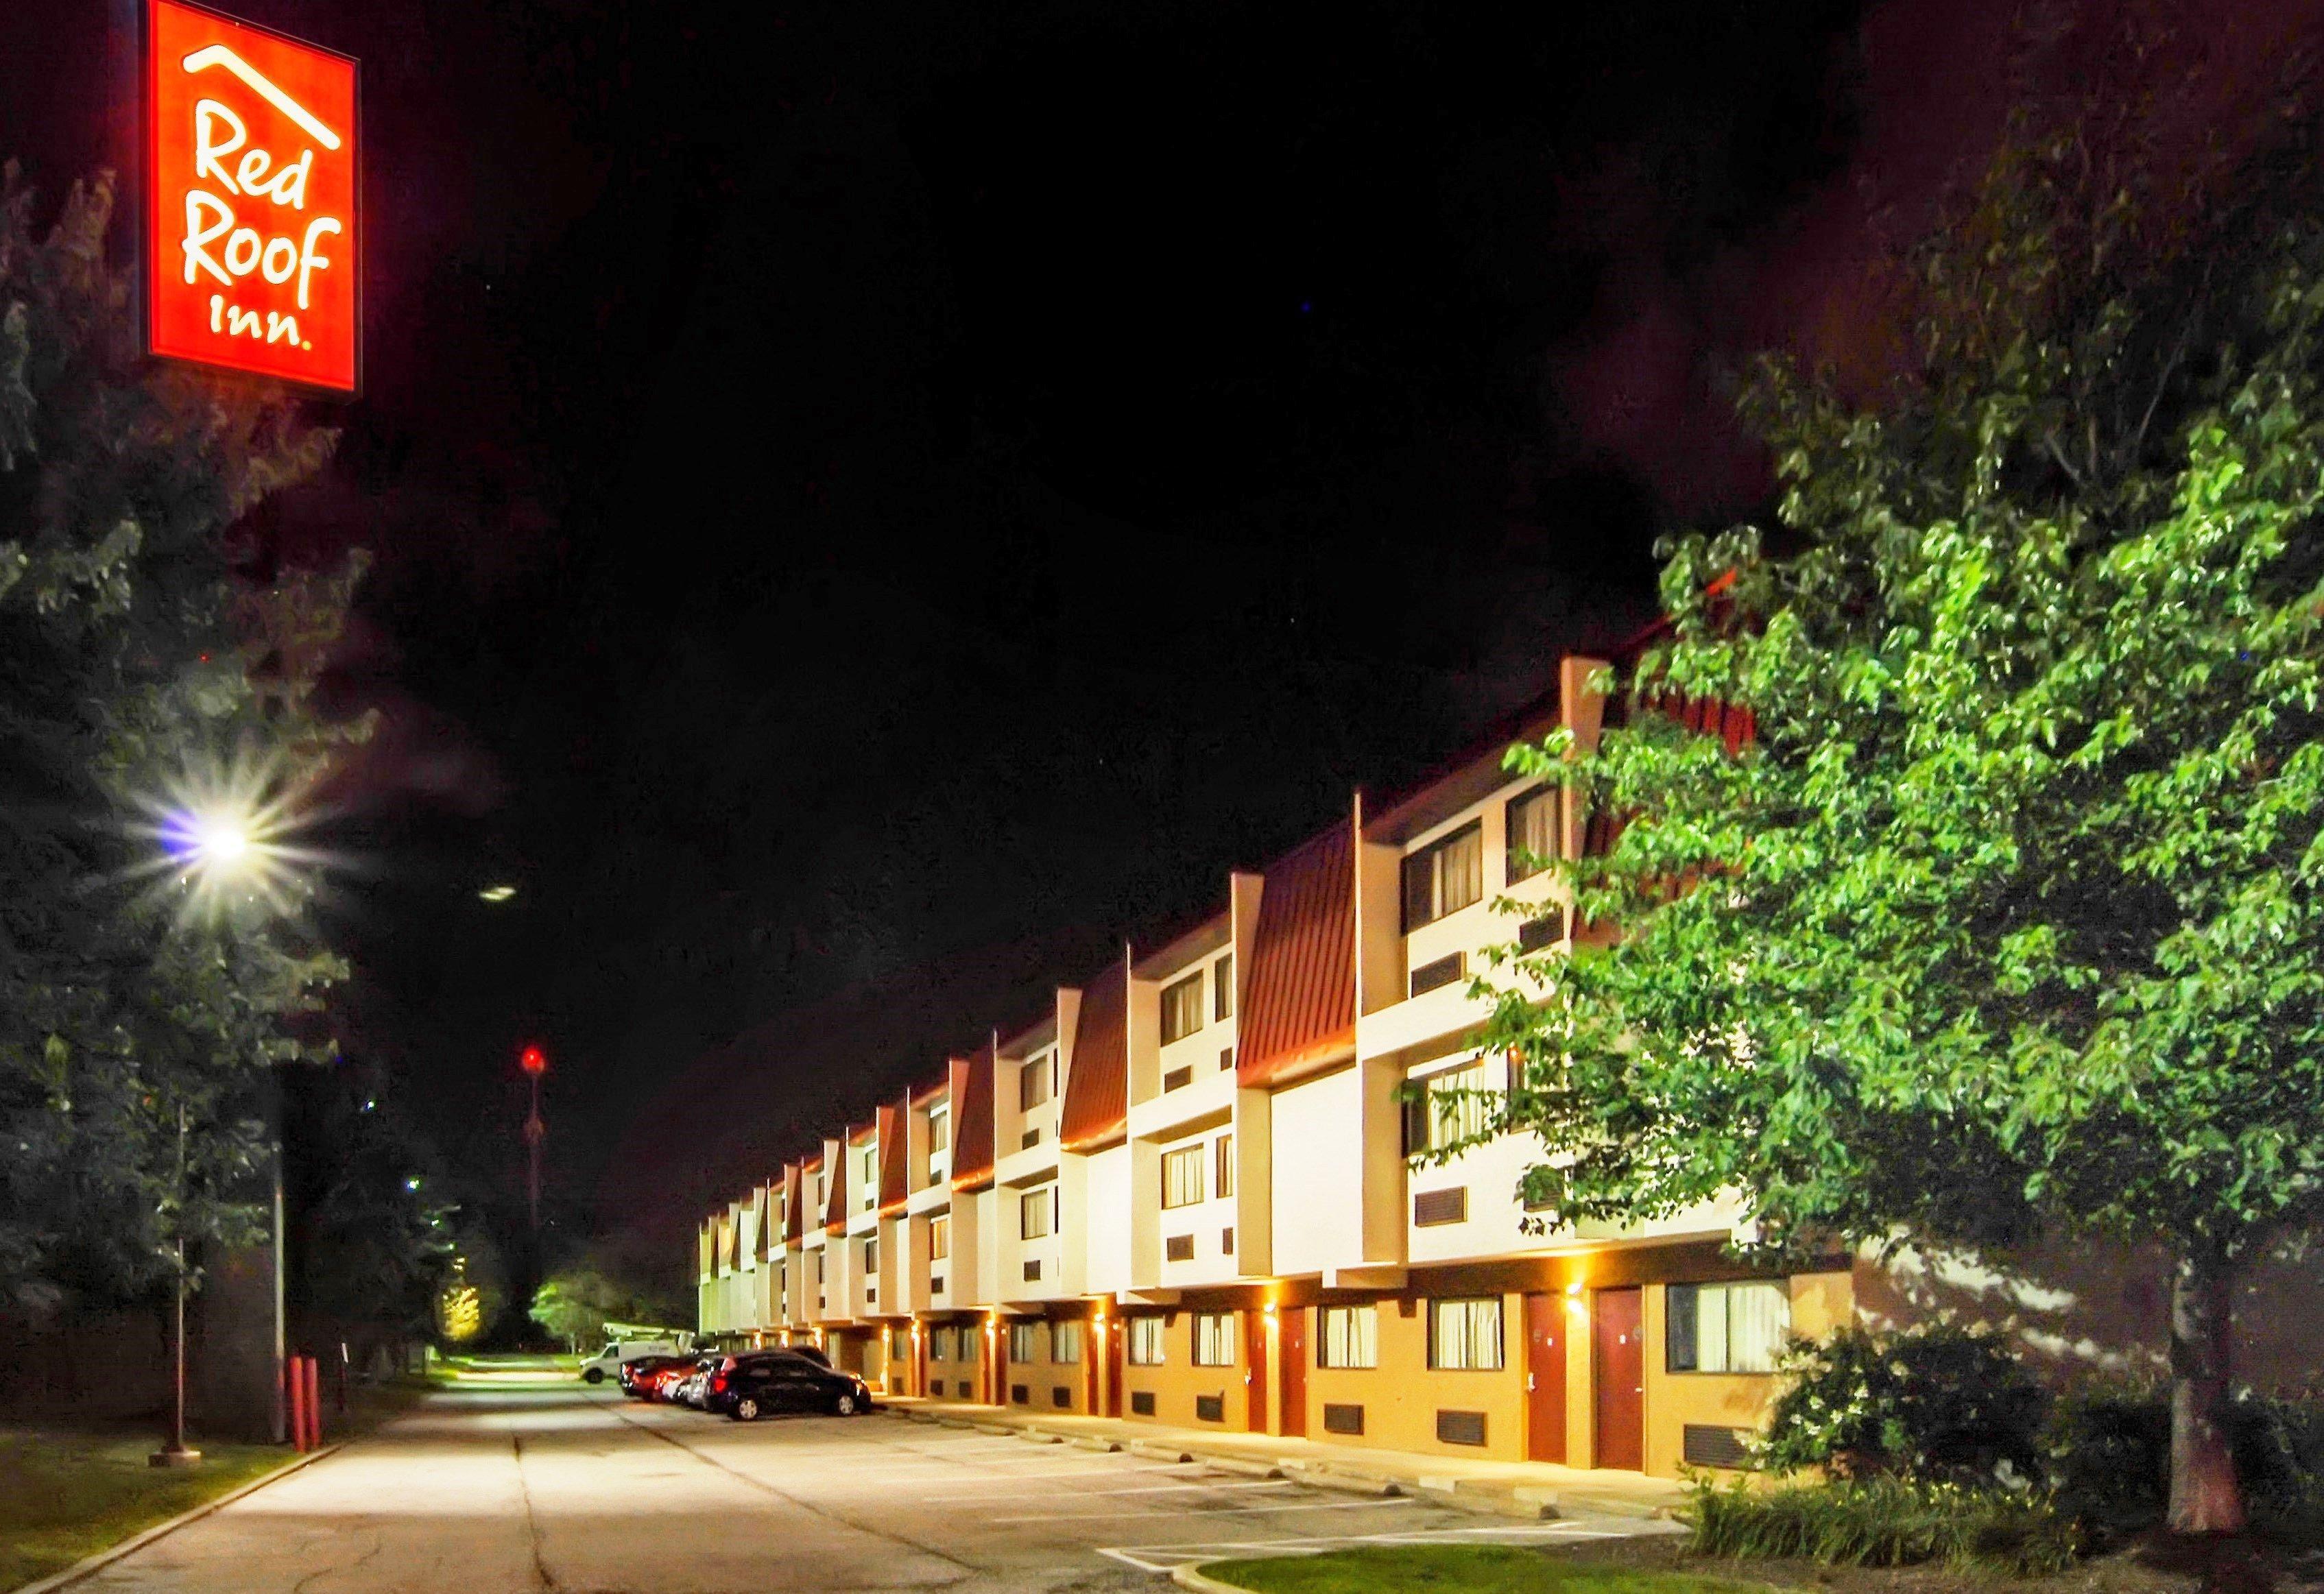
[2042,1381,2170,1536]
[1688,1474,2081,1575]
[1757,1322,2048,1483]
[2044,1379,2324,1541]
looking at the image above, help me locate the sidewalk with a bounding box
[878,1396,1689,1523]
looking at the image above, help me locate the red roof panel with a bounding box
[1061,953,1130,1152]
[1238,818,1357,1090]
[822,1144,847,1235]
[949,1043,996,1192]
[877,1100,909,1215]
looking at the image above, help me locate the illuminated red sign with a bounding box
[145,0,359,393]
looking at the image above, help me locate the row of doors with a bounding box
[1182,1285,1642,1469]
[1524,1284,1642,1469]
[901,1286,1646,1472]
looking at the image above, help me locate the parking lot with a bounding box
[74,1382,1675,1593]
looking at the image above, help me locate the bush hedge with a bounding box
[1689,1474,2081,1575]
[1755,1322,2048,1484]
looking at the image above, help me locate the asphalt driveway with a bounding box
[71,1384,1668,1593]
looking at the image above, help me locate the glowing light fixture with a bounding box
[140,745,327,927]
[479,884,517,903]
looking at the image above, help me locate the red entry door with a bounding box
[1592,1287,1645,1471]
[1524,1293,1567,1462]
[1276,1308,1307,1438]
[991,1329,1007,1406]
[1245,1312,1268,1430]
[1107,1319,1125,1416]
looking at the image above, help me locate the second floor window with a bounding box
[1213,1134,1234,1200]
[1506,786,1559,883]
[1127,1315,1166,1365]
[1402,820,1483,931]
[1192,1312,1235,1366]
[1404,1061,1492,1155]
[928,1106,950,1155]
[1020,1185,1055,1240]
[929,1212,950,1261]
[1160,971,1205,1043]
[1319,1304,1378,1368]
[1020,1054,1052,1111]
[863,1237,877,1273]
[1213,953,1234,1020]
[861,1148,877,1207]
[1162,1145,1205,1209]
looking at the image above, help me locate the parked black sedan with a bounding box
[708,1351,872,1421]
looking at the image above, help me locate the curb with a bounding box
[1170,1562,1257,1593]
[1186,1452,1283,1480]
[1278,1459,1400,1497]
[1127,1438,1195,1464]
[9,1442,344,1594]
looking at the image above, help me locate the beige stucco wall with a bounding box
[1856,1237,2323,1395]
[1300,1293,1529,1459]
[1121,1308,1256,1432]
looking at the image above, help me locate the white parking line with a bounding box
[1094,1517,1646,1572]
[915,1478,1294,1502]
[990,1497,1417,1524]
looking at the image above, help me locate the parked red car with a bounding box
[623,1355,697,1401]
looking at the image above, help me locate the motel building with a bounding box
[694,649,2306,1479]
[696,651,1833,1479]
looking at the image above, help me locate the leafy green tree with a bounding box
[289,1071,459,1365]
[1482,119,2324,1532]
[529,1260,684,1352]
[0,165,358,1317]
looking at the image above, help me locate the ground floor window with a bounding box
[1666,1280,1790,1373]
[1127,1315,1166,1365]
[1428,1296,1504,1370]
[1318,1304,1378,1368]
[1009,1320,1040,1363]
[1053,1320,1083,1364]
[1191,1312,1236,1366]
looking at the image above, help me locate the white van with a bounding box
[579,1338,683,1384]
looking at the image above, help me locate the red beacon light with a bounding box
[519,1045,547,1076]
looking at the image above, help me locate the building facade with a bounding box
[690,649,2316,1477]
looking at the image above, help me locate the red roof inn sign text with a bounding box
[145,0,359,393]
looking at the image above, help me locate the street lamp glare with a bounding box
[193,813,252,867]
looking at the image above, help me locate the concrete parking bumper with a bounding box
[881,1396,1688,1523]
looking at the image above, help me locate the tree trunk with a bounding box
[2166,1244,2245,1535]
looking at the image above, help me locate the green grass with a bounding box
[0,1427,287,1589]
[1197,1545,1774,1593]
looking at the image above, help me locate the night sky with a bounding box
[14,0,2314,1277]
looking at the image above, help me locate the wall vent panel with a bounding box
[1435,1409,1487,1447]
[1684,1425,1753,1469]
[1413,1187,1468,1227]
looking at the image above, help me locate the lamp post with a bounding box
[151,1101,200,1468]
[520,1045,547,1233]
[147,806,268,1469]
